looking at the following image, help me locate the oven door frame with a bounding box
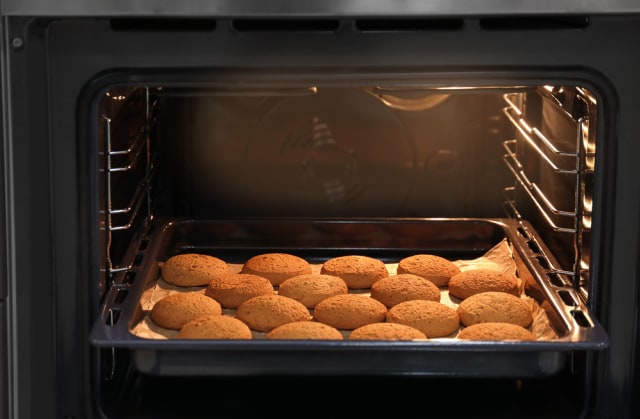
[2,0,640,16]
[2,13,640,419]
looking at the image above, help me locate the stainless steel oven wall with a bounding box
[2,12,640,419]
[1,17,9,417]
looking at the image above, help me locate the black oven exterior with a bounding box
[2,4,640,419]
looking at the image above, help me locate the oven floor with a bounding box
[99,373,586,418]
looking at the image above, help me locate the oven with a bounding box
[2,2,640,418]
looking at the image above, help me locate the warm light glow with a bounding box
[583,195,593,213]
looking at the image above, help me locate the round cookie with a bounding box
[177,314,252,339]
[458,322,536,341]
[205,272,274,308]
[396,254,461,287]
[456,291,533,328]
[266,321,344,340]
[241,253,312,286]
[320,255,388,289]
[386,299,460,338]
[236,294,311,332]
[150,292,222,330]
[161,253,230,287]
[313,294,387,330]
[448,269,520,300]
[370,273,441,308]
[277,273,348,308]
[349,322,427,341]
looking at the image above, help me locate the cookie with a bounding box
[349,322,427,341]
[266,321,344,340]
[204,272,274,308]
[235,294,311,332]
[320,255,388,289]
[457,322,536,341]
[313,294,387,330]
[448,269,520,300]
[161,253,230,287]
[150,292,222,330]
[396,254,461,287]
[241,253,312,286]
[177,314,252,339]
[456,291,533,328]
[370,273,441,308]
[277,273,348,308]
[386,299,460,338]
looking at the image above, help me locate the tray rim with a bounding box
[89,216,609,376]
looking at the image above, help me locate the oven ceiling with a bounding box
[1,0,640,17]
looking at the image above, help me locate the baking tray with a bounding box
[89,217,609,377]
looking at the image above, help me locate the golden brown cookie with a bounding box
[241,253,312,286]
[150,292,222,330]
[370,273,441,308]
[204,272,274,308]
[456,291,533,328]
[386,300,460,338]
[161,253,230,287]
[349,322,427,341]
[320,255,388,289]
[235,294,311,332]
[448,269,520,300]
[266,321,344,340]
[396,254,461,287]
[177,314,252,339]
[277,273,348,308]
[313,294,387,330]
[457,322,536,341]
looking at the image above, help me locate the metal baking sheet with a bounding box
[89,217,609,377]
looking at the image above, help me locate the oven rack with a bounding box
[502,190,579,294]
[501,89,594,296]
[501,90,595,224]
[100,86,159,278]
[502,139,576,233]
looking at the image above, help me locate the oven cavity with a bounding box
[91,76,607,378]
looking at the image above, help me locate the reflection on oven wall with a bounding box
[159,88,510,219]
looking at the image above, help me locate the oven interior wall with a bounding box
[153,88,508,219]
